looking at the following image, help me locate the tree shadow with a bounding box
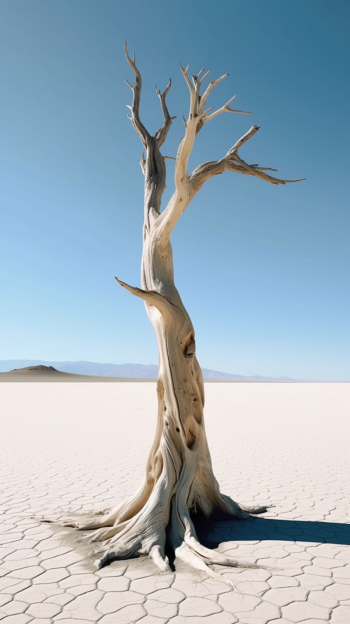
[193,511,350,549]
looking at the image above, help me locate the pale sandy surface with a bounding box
[0,382,349,624]
[0,371,154,382]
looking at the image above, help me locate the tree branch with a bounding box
[124,42,150,149]
[154,80,176,148]
[199,74,228,114]
[139,152,146,175]
[229,153,306,185]
[226,125,260,153]
[203,96,252,125]
[174,63,215,190]
[115,277,172,315]
[189,125,305,193]
[125,44,174,220]
[174,65,252,191]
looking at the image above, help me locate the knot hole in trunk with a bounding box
[182,330,195,358]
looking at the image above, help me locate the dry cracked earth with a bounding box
[0,382,349,624]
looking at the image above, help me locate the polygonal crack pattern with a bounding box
[0,382,349,623]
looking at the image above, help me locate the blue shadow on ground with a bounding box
[194,514,350,548]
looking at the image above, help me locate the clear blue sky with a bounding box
[0,0,349,381]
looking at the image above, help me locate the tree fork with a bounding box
[52,44,304,585]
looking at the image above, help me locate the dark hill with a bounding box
[10,365,59,373]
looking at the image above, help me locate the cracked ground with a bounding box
[0,381,349,624]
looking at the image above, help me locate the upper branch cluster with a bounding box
[124,44,304,200]
[177,64,304,193]
[180,64,252,135]
[125,43,175,153]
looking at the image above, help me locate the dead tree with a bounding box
[63,45,304,584]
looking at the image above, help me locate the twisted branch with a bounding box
[203,96,252,124]
[174,66,258,192]
[125,43,175,152]
[115,277,172,315]
[155,80,176,148]
[189,125,305,193]
[124,42,149,149]
[199,73,229,114]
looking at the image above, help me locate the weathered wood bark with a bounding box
[59,47,304,584]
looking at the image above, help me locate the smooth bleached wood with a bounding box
[54,44,304,584]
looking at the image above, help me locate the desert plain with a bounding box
[0,379,349,624]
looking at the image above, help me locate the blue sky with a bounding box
[0,0,349,380]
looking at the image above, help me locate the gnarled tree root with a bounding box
[48,476,268,588]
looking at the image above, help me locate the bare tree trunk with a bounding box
[56,46,304,584]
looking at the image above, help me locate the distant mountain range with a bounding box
[0,360,299,382]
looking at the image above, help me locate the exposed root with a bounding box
[220,494,250,518]
[184,534,257,569]
[175,541,236,588]
[241,504,272,515]
[150,544,171,572]
[39,508,116,530]
[78,524,128,543]
[69,490,265,588]
[42,468,269,588]
[61,516,112,530]
[41,469,270,590]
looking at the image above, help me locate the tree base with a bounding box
[51,494,268,588]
